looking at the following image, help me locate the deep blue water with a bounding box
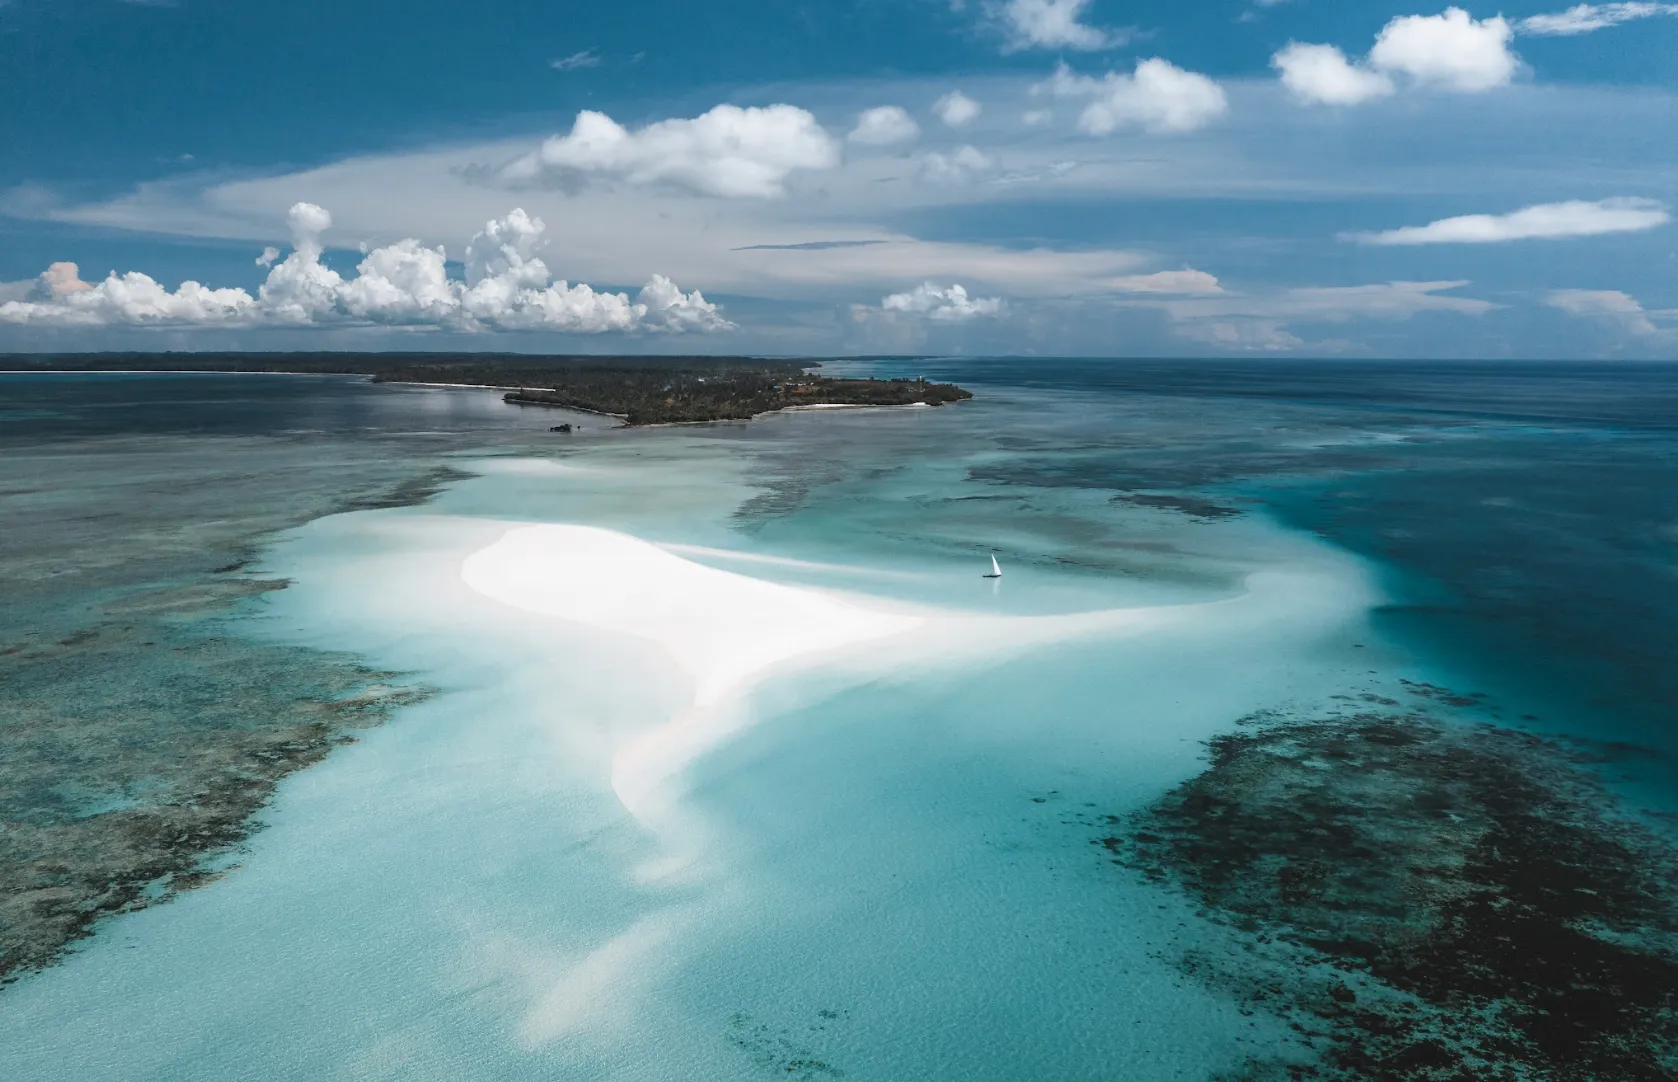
[878,358,1678,768]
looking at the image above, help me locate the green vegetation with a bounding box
[485,366,970,425]
[7,353,972,425]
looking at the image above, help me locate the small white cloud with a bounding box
[1041,59,1229,134]
[920,145,995,184]
[288,201,332,238]
[998,0,1120,52]
[0,205,732,335]
[881,282,1004,321]
[848,106,921,146]
[1545,288,1672,334]
[550,49,602,70]
[1272,43,1395,105]
[1021,108,1053,125]
[1275,7,1518,106]
[1519,2,1678,35]
[1350,198,1670,245]
[255,246,281,267]
[932,91,982,128]
[497,104,840,199]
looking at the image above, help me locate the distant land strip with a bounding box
[4,353,972,426]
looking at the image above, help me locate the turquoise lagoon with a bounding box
[6,365,1674,1079]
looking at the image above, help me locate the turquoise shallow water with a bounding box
[5,365,1675,1079]
[0,393,1407,1080]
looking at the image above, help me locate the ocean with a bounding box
[2,362,1674,1080]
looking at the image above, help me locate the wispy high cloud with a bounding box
[1103,269,1223,294]
[1040,59,1228,134]
[1518,2,1678,35]
[0,204,730,333]
[1349,198,1670,245]
[497,105,840,198]
[1546,288,1675,335]
[1132,280,1496,353]
[919,145,995,183]
[1275,7,1518,105]
[550,49,602,70]
[996,0,1123,52]
[1152,280,1497,321]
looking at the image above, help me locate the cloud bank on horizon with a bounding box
[0,204,730,334]
[0,0,1672,356]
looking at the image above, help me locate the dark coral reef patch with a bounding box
[0,584,430,985]
[1107,711,1678,1081]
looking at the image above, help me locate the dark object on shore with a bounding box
[1104,709,1678,1081]
[549,424,572,433]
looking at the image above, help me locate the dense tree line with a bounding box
[10,353,972,426]
[496,370,970,425]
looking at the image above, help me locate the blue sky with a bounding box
[1,0,1674,357]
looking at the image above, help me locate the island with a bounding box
[5,353,972,426]
[495,370,966,425]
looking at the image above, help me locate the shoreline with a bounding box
[604,400,951,429]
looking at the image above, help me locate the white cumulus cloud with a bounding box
[1350,197,1670,244]
[1519,2,1678,35]
[1370,8,1518,91]
[255,246,281,267]
[932,91,982,128]
[881,282,1004,321]
[497,104,840,199]
[1275,7,1518,105]
[848,106,921,146]
[1271,43,1395,105]
[0,267,255,328]
[998,0,1120,52]
[0,204,732,334]
[1041,59,1229,134]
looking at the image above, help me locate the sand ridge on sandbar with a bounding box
[459,524,1343,816]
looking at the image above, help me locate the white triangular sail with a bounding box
[988,554,1002,578]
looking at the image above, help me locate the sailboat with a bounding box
[983,554,1003,579]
